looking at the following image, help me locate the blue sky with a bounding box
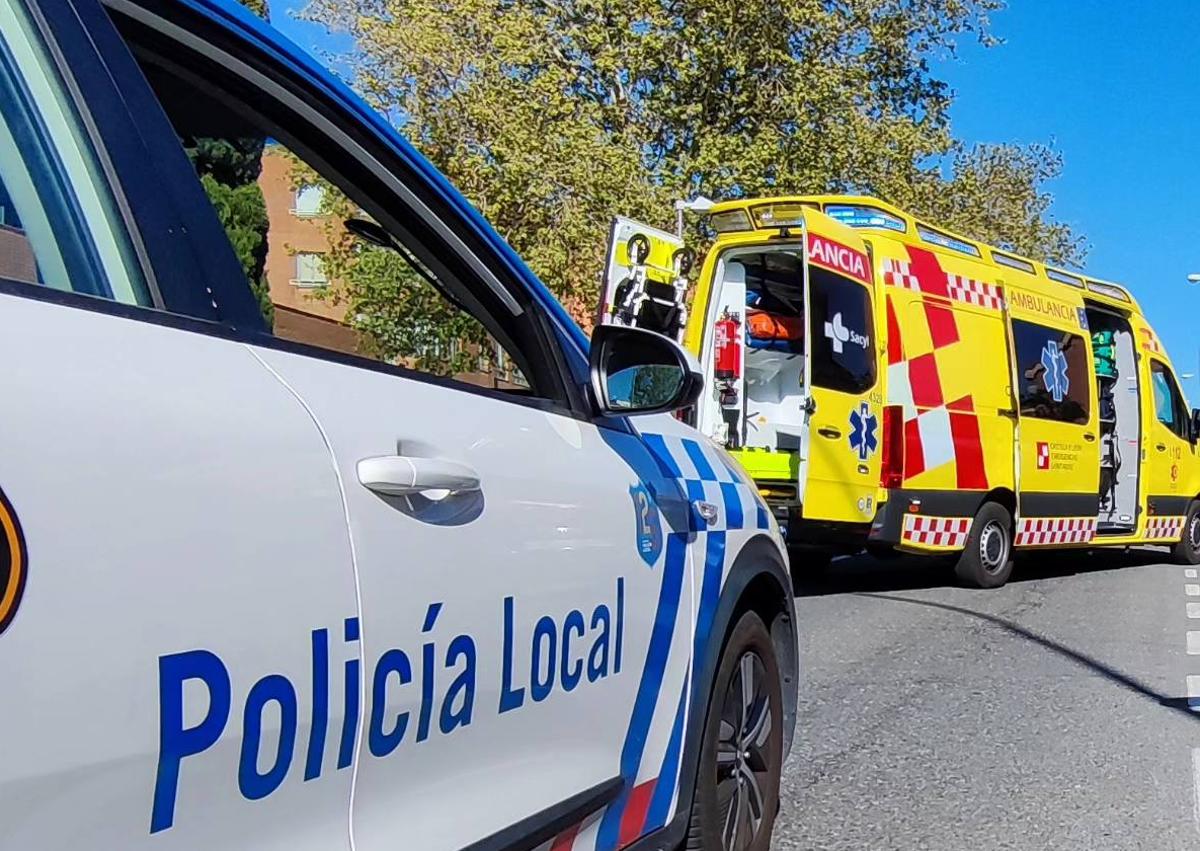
[933,2,1200,394]
[273,1,1200,396]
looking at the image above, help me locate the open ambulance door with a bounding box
[1003,291,1100,534]
[795,210,885,524]
[598,217,693,342]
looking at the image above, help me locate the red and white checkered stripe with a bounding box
[946,275,1005,310]
[902,515,971,549]
[1036,442,1051,470]
[1015,517,1096,547]
[1145,515,1186,541]
[882,258,921,291]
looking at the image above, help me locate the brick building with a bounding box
[256,145,525,389]
[257,146,361,355]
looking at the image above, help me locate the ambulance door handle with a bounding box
[1156,443,1167,452]
[357,455,481,496]
[817,427,842,440]
[1083,433,1096,442]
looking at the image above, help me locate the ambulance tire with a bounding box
[954,502,1014,589]
[686,611,783,851]
[1171,501,1200,565]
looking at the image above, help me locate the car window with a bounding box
[808,266,876,394]
[1011,318,1091,425]
[120,39,541,396]
[0,0,149,305]
[1151,360,1188,439]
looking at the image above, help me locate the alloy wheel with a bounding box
[716,651,773,851]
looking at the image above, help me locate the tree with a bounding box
[185,1,273,326]
[300,0,1084,335]
[282,153,496,375]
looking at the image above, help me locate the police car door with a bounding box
[148,41,696,849]
[255,326,693,850]
[798,210,883,523]
[0,2,358,847]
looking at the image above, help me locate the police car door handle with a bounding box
[356,455,481,496]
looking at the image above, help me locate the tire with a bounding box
[1172,501,1200,565]
[686,611,783,851]
[954,502,1014,588]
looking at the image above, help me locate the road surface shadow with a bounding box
[794,547,1172,597]
[857,590,1200,723]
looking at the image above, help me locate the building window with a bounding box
[292,184,325,218]
[292,252,327,288]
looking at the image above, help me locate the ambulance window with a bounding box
[1151,361,1189,439]
[1011,319,1090,425]
[809,268,876,393]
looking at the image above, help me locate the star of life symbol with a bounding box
[849,401,878,462]
[1041,340,1070,403]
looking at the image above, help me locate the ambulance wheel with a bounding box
[954,502,1013,589]
[686,611,782,851]
[1172,501,1200,565]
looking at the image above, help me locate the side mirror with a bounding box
[589,324,704,417]
[1192,408,1200,444]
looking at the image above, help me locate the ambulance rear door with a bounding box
[1005,288,1100,529]
[598,216,691,341]
[797,210,885,524]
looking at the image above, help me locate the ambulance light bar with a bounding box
[708,209,754,233]
[1046,268,1084,288]
[825,204,906,233]
[916,223,980,257]
[1086,280,1131,302]
[750,202,818,229]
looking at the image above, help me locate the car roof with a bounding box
[150,0,588,352]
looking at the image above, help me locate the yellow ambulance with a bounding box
[606,195,1200,587]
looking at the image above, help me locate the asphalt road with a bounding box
[773,548,1200,850]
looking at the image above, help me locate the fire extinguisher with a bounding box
[714,310,742,380]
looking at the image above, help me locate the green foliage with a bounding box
[332,247,490,374]
[301,0,1085,333]
[196,173,272,321]
[283,153,492,375]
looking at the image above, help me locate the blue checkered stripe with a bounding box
[642,433,771,532]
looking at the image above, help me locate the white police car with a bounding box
[0,0,797,848]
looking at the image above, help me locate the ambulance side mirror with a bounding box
[589,325,704,417]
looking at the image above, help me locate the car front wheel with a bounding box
[686,611,783,851]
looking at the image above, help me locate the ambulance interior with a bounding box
[705,248,808,452]
[1086,305,1140,533]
